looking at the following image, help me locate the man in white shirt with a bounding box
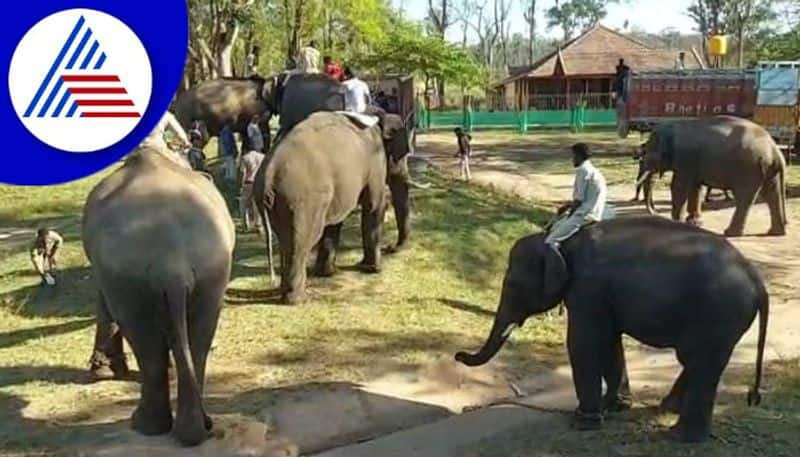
[296,41,320,74]
[239,149,266,232]
[342,67,371,113]
[545,143,607,251]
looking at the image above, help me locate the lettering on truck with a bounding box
[664,102,738,115]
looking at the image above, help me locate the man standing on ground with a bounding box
[342,67,371,113]
[240,149,266,233]
[31,228,62,286]
[247,114,265,154]
[219,124,239,182]
[454,127,472,181]
[545,143,607,262]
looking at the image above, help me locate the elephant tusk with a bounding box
[635,170,653,188]
[501,322,518,338]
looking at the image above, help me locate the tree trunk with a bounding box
[216,21,239,77]
[738,28,745,68]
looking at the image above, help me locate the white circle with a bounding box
[8,9,152,153]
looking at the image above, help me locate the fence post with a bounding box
[518,109,528,134]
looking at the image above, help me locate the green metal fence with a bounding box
[417,105,618,132]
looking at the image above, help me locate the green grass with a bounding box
[0,162,565,454]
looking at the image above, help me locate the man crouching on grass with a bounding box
[30,228,62,286]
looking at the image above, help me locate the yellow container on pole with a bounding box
[709,35,728,56]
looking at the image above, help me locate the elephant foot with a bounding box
[173,409,209,446]
[685,217,703,228]
[630,196,640,202]
[603,395,632,413]
[659,394,682,414]
[572,408,604,431]
[383,242,409,255]
[357,260,381,274]
[132,404,173,436]
[767,226,787,237]
[282,290,306,305]
[313,265,337,278]
[204,412,214,431]
[88,351,135,382]
[670,421,711,444]
[723,227,744,237]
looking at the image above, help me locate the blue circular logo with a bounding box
[1,1,188,185]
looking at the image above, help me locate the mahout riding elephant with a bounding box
[640,116,786,236]
[275,72,345,141]
[83,147,235,446]
[455,217,768,443]
[253,110,411,304]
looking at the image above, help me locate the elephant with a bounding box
[253,110,411,304]
[455,217,769,443]
[172,76,275,146]
[172,73,345,151]
[83,147,235,446]
[640,116,787,236]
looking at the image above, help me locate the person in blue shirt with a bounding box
[219,124,239,182]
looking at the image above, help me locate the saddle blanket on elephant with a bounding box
[337,111,380,128]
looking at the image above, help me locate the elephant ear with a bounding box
[541,242,568,304]
[656,126,675,169]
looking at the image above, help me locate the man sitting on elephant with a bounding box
[546,143,607,259]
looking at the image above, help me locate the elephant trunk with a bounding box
[640,171,656,215]
[388,167,411,249]
[455,299,520,367]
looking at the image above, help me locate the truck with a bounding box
[619,66,799,161]
[618,69,758,138]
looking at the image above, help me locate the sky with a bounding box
[393,0,697,43]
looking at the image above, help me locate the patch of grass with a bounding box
[470,358,800,457]
[0,163,566,454]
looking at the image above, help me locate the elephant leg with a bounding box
[686,185,702,226]
[673,338,735,443]
[724,187,759,237]
[284,206,326,304]
[385,172,410,253]
[602,334,632,413]
[314,223,342,277]
[567,313,604,430]
[670,176,689,222]
[761,176,786,236]
[358,188,385,273]
[703,186,712,203]
[89,290,130,380]
[188,281,226,432]
[660,368,687,414]
[122,308,172,436]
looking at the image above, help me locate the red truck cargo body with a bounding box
[625,70,757,131]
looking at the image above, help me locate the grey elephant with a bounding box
[83,148,235,446]
[640,116,786,236]
[172,73,345,150]
[455,217,768,443]
[253,110,411,304]
[172,77,274,141]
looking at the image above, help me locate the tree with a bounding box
[546,0,618,42]
[522,0,538,65]
[428,0,456,103]
[357,22,486,95]
[724,0,776,67]
[187,0,257,80]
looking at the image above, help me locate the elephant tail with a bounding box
[747,278,769,407]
